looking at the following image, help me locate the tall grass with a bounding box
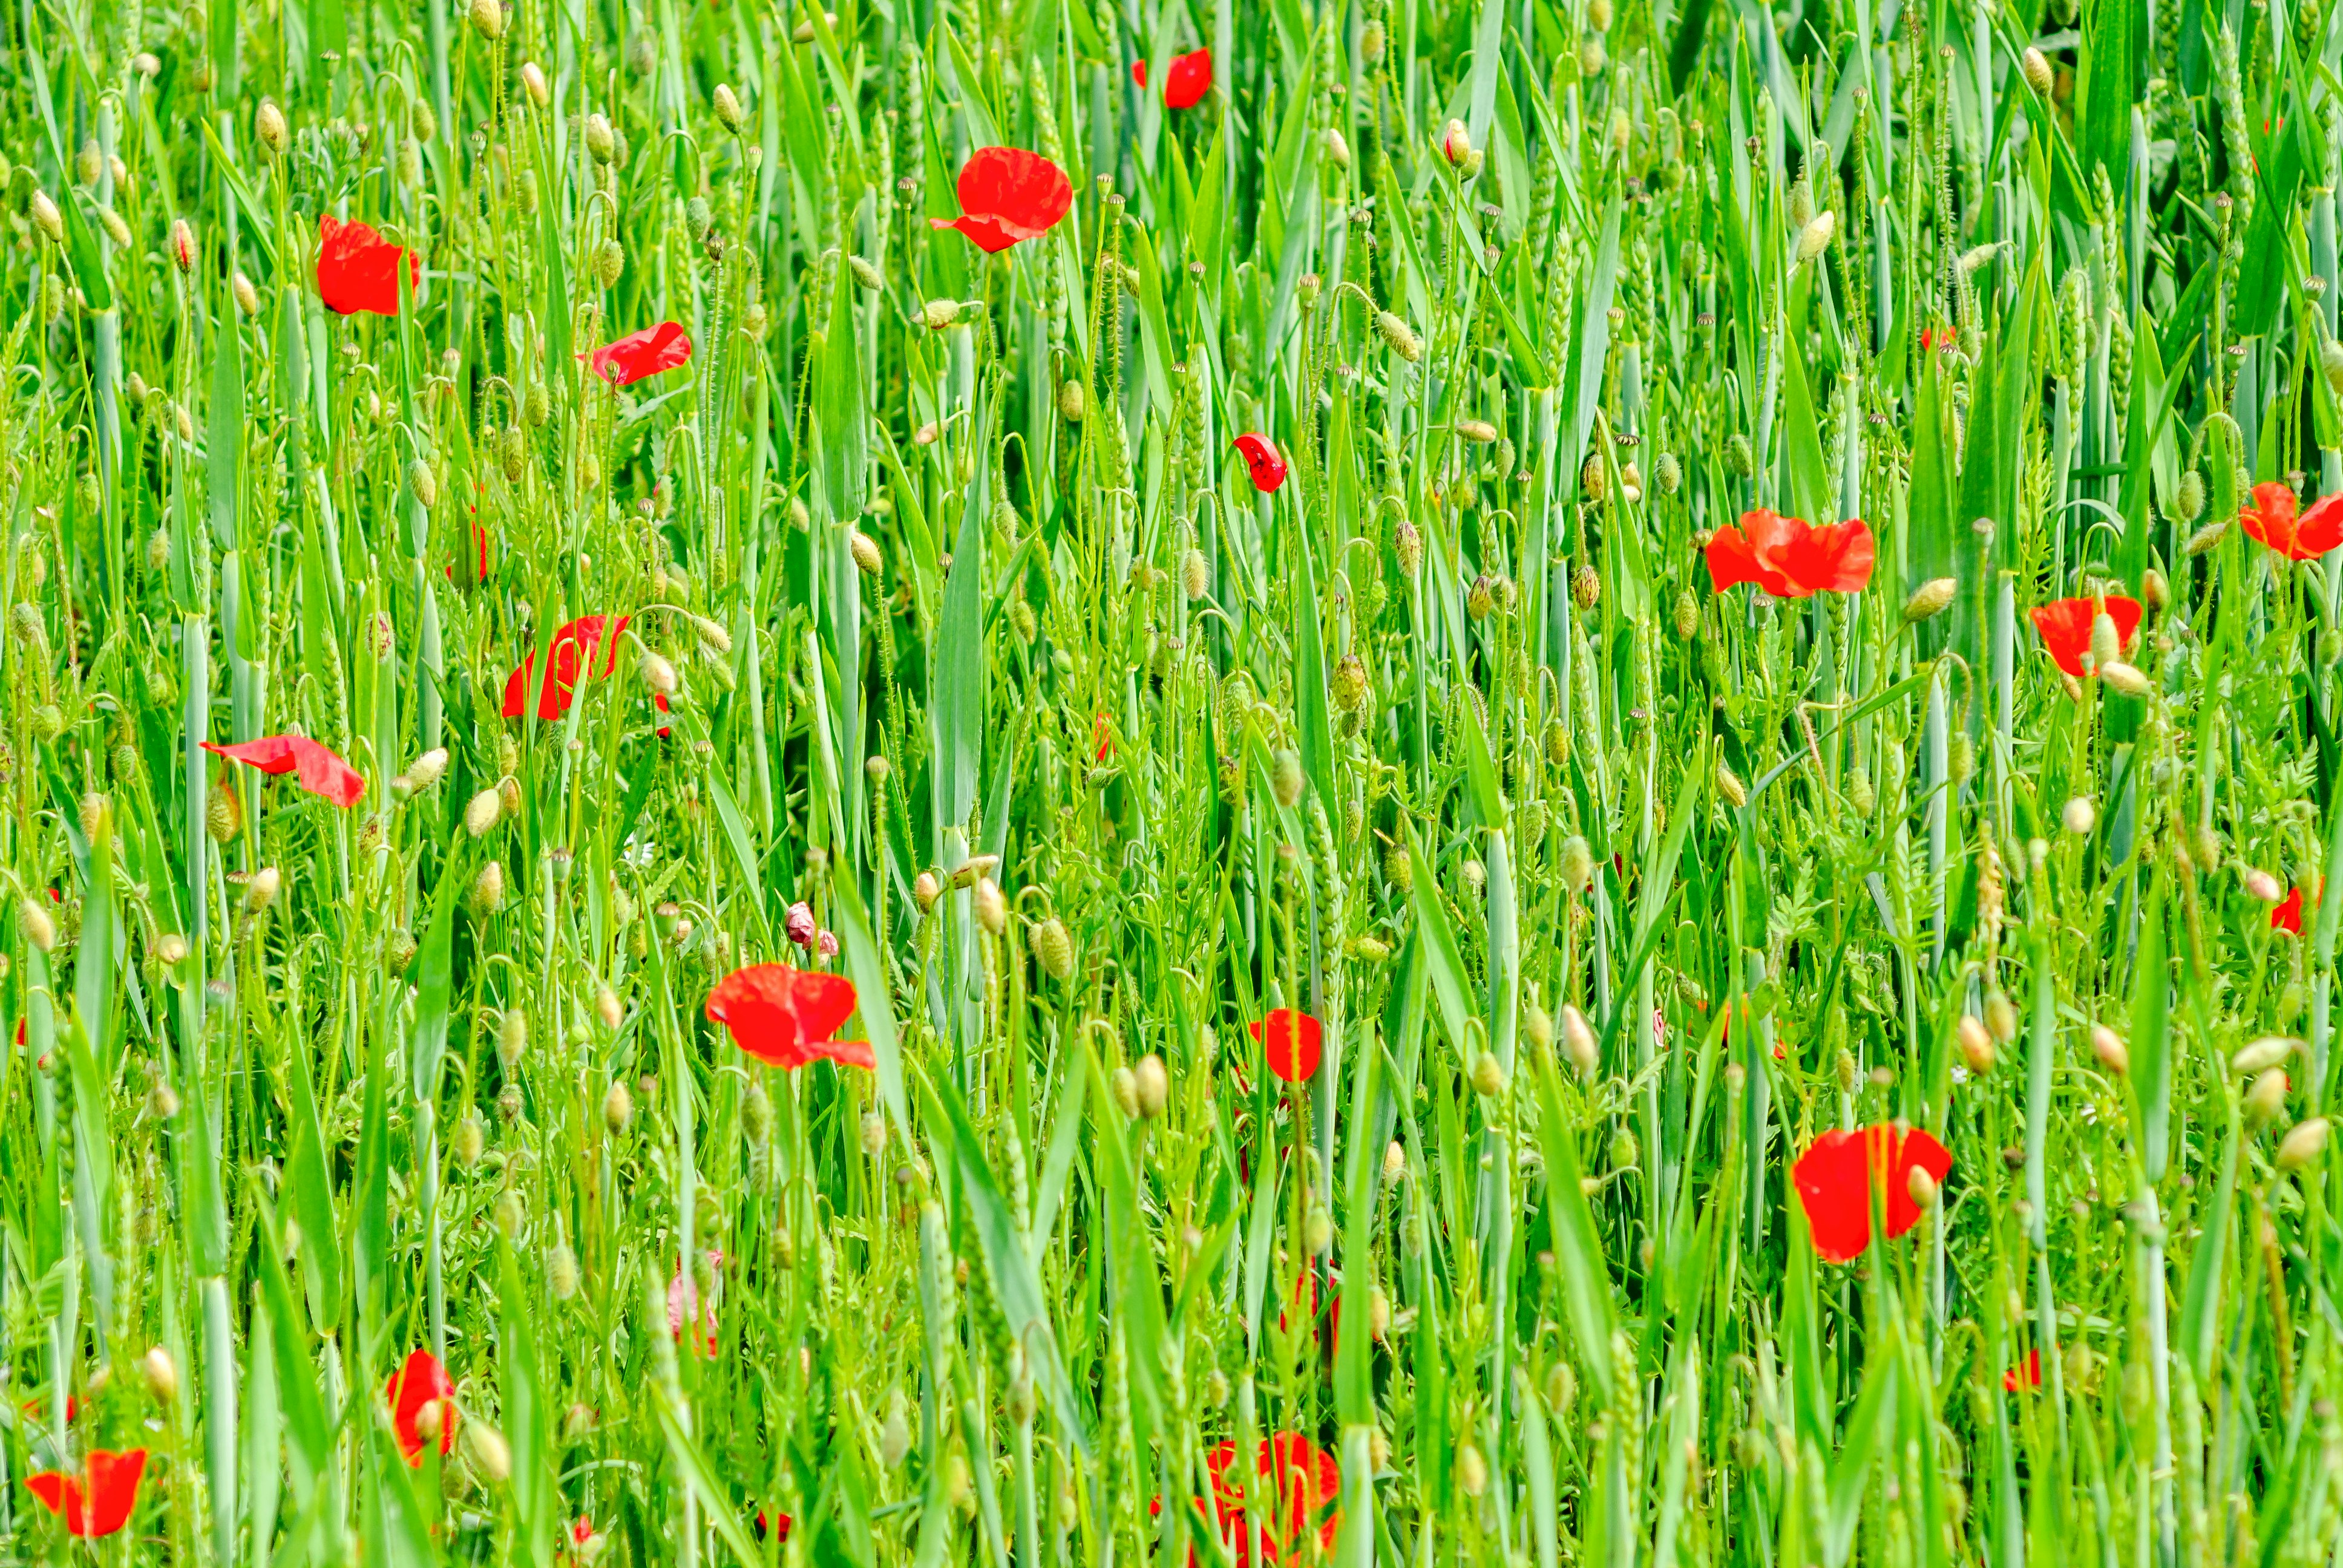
[0,0,2338,1563]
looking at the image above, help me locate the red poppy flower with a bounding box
[1705,510,1875,597]
[2274,886,2305,934]
[706,964,873,1070]
[2028,596,2144,678]
[754,1511,793,1544]
[2004,1348,2042,1392]
[2238,482,2343,561]
[18,1394,79,1423]
[385,1349,457,1465]
[203,735,366,808]
[667,1250,721,1354]
[453,519,492,586]
[1250,1008,1323,1083]
[590,322,693,387]
[316,214,418,316]
[1133,48,1213,109]
[929,147,1073,253]
[1199,1435,1341,1565]
[1234,434,1288,493]
[1791,1122,1953,1264]
[569,1520,595,1547]
[501,615,629,720]
[24,1449,145,1538]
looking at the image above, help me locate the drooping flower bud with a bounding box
[2276,1116,2330,1171]
[471,860,506,914]
[1034,916,1074,980]
[466,786,503,837]
[1902,577,1958,623]
[244,866,281,914]
[2022,46,2054,96]
[1133,1054,1168,1119]
[1956,1014,1995,1073]
[1793,209,1836,264]
[603,1080,634,1132]
[29,189,62,244]
[1375,311,1423,362]
[468,0,505,39]
[1560,1004,1598,1078]
[519,61,549,106]
[2091,1024,2129,1075]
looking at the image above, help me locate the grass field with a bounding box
[0,0,2339,1563]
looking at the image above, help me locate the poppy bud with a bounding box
[1470,1051,1506,1097]
[1394,519,1423,577]
[1440,118,1473,168]
[2241,866,2283,903]
[1560,1004,1598,1077]
[1984,987,2017,1042]
[1382,1139,1406,1183]
[2276,1116,2330,1170]
[2321,338,2343,400]
[547,1241,581,1299]
[603,1080,634,1133]
[29,189,61,243]
[466,786,503,837]
[1331,653,1370,713]
[1901,577,1957,624]
[153,931,189,967]
[1322,127,1351,168]
[1304,1204,1333,1254]
[2184,518,2227,556]
[142,1345,179,1405]
[452,1112,485,1168]
[467,1423,513,1484]
[1654,451,1682,495]
[585,113,616,162]
[2138,567,2169,615]
[520,60,549,106]
[919,296,960,330]
[849,528,884,575]
[1907,1164,1939,1210]
[1110,1065,1140,1120]
[2062,795,2095,835]
[1381,840,1412,892]
[1033,915,1074,980]
[20,900,55,953]
[2174,468,2206,523]
[639,652,678,694]
[1457,1444,1488,1497]
[399,747,447,794]
[2246,1068,2290,1124]
[1271,748,1305,807]
[1466,575,1495,620]
[468,0,505,37]
[973,877,1007,935]
[1715,757,1746,808]
[1572,563,1601,612]
[1558,834,1593,893]
[1578,34,1606,75]
[2091,1024,2129,1075]
[472,860,506,914]
[387,930,419,971]
[1794,209,1836,264]
[243,866,282,915]
[162,217,198,276]
[1375,310,1423,362]
[1056,379,1086,422]
[2099,659,2152,697]
[1457,417,1498,445]
[590,985,621,1031]
[2021,45,2054,96]
[1671,590,1701,641]
[2231,1035,2297,1074]
[1953,1013,1996,1073]
[1725,433,1754,477]
[712,83,746,131]
[1134,1053,1168,1118]
[497,1008,528,1068]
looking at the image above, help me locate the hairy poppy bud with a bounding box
[712,83,746,131]
[1559,834,1593,893]
[548,1241,580,1299]
[2062,795,2094,835]
[2175,468,2207,522]
[20,898,54,952]
[1672,590,1701,640]
[1572,563,1601,612]
[1440,118,1473,167]
[519,60,549,106]
[2246,1068,2289,1124]
[1381,840,1412,892]
[603,1080,634,1133]
[849,529,883,575]
[1056,379,1086,422]
[2232,1036,2297,1075]
[1560,1004,1598,1077]
[156,932,189,966]
[2141,567,2169,612]
[1383,1140,1406,1183]
[232,271,260,316]
[1394,519,1423,577]
[2183,518,2227,557]
[1794,210,1836,264]
[244,866,282,914]
[2091,1024,2129,1075]
[1715,757,1746,808]
[468,0,505,38]
[2276,1116,2330,1171]
[1457,417,1498,444]
[169,217,197,273]
[2021,45,2054,96]
[2088,610,2120,670]
[1470,1051,1506,1096]
[1903,577,1957,623]
[1725,432,1754,477]
[1322,128,1351,168]
[585,113,616,163]
[1457,1445,1488,1497]
[1134,1053,1168,1118]
[1654,451,1682,494]
[1578,34,1606,76]
[451,1112,485,1168]
[1271,748,1305,807]
[1907,1164,1939,1210]
[913,871,942,912]
[1034,915,1074,980]
[1985,987,2017,1041]
[1375,311,1423,361]
[973,877,1007,935]
[1110,1065,1140,1119]
[1956,1014,1995,1073]
[639,652,678,694]
[497,1008,528,1068]
[467,1423,513,1484]
[1304,1204,1333,1254]
[29,189,61,244]
[472,860,506,914]
[466,786,503,837]
[405,748,448,792]
[142,1345,179,1405]
[2099,659,2152,697]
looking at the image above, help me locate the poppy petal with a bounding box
[932,148,1073,252]
[1250,1008,1323,1082]
[590,321,693,387]
[203,736,366,808]
[1233,433,1288,493]
[316,214,419,316]
[2297,493,2343,557]
[706,964,866,1070]
[387,1349,457,1465]
[1163,47,1213,108]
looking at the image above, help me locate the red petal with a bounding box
[1234,433,1288,493]
[2298,494,2343,557]
[706,964,865,1070]
[316,214,418,317]
[1783,518,1876,593]
[203,736,365,808]
[1164,48,1213,108]
[2273,887,2304,933]
[1876,1125,1952,1240]
[1250,1008,1323,1082]
[1703,524,1763,592]
[1132,59,1148,87]
[936,148,1072,251]
[1792,1130,1875,1263]
[80,1451,146,1537]
[386,1349,457,1465]
[590,321,693,387]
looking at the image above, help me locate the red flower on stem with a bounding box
[2238,480,2343,561]
[1791,1122,1953,1264]
[1133,48,1213,109]
[929,147,1073,253]
[386,1349,457,1466]
[2004,1348,2042,1392]
[2028,595,2143,679]
[316,214,418,316]
[24,1449,146,1538]
[1234,434,1288,494]
[590,321,693,387]
[500,614,669,734]
[203,735,366,809]
[1250,1008,1323,1083]
[2273,886,2306,934]
[706,964,873,1070]
[1199,1434,1341,1565]
[1703,509,1875,597]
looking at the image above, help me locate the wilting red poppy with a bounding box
[24,1449,146,1538]
[1133,48,1213,109]
[1250,1008,1323,1082]
[1791,1122,1953,1264]
[2004,1348,2042,1392]
[590,322,693,387]
[316,214,418,316]
[1234,434,1288,493]
[1200,1435,1340,1565]
[1705,510,1875,597]
[706,964,873,1070]
[203,735,366,808]
[929,147,1073,253]
[385,1349,457,1465]
[2028,595,2143,678]
[667,1250,722,1354]
[2274,886,2305,934]
[2238,481,2343,561]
